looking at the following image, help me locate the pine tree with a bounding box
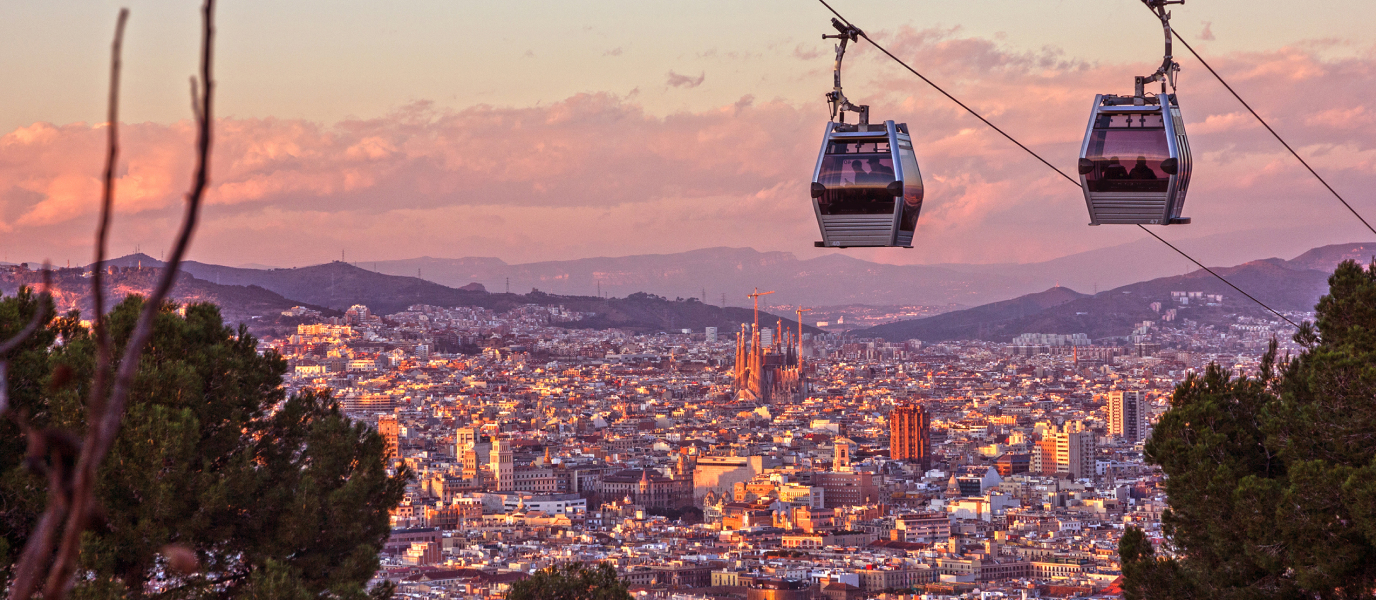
[0,295,408,599]
[506,562,632,600]
[1123,260,1376,599]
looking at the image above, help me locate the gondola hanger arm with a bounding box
[823,17,869,124]
[1136,0,1184,101]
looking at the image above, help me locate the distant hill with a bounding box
[857,286,1088,342]
[346,236,1372,309]
[1284,242,1376,272]
[0,265,335,326]
[858,252,1344,342]
[63,255,822,335]
[367,247,1026,308]
[28,241,1370,340]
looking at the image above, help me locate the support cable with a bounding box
[817,0,1078,188]
[1169,29,1376,238]
[816,0,1300,328]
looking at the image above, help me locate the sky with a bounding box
[1,0,1373,268]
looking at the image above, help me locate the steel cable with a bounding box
[1169,28,1376,238]
[816,0,1300,328]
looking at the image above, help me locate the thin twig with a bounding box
[86,7,128,434]
[39,2,214,596]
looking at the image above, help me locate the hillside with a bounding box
[0,265,335,326]
[367,247,1026,308]
[856,287,1087,342]
[60,256,821,335]
[859,254,1339,342]
[345,238,1374,309]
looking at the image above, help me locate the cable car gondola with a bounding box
[1078,0,1193,226]
[810,19,924,248]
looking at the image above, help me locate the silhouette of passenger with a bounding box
[867,158,895,182]
[849,160,868,186]
[1102,157,1129,180]
[1128,155,1157,180]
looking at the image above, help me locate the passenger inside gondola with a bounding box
[1102,157,1128,180]
[866,157,894,183]
[816,142,897,215]
[848,160,867,185]
[1129,156,1157,179]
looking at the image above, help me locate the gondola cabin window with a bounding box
[1083,112,1170,193]
[897,141,922,232]
[816,140,896,215]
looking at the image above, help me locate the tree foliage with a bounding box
[0,295,408,599]
[506,562,632,600]
[1123,260,1376,599]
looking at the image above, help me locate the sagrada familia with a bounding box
[732,319,806,403]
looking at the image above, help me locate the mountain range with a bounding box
[1,257,820,337]
[1,241,1367,342]
[353,231,1369,310]
[857,243,1371,342]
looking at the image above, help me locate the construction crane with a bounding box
[746,288,775,329]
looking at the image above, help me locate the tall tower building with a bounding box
[890,404,931,469]
[1053,422,1097,479]
[1109,390,1148,443]
[489,438,513,491]
[377,414,400,462]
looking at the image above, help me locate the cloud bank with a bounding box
[1,28,1374,268]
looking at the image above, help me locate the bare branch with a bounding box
[5,17,123,600]
[41,1,215,596]
[86,7,128,430]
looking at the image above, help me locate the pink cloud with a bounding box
[666,71,706,88]
[1,29,1374,268]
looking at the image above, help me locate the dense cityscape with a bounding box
[265,292,1306,600]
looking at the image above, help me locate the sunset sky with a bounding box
[1,0,1373,268]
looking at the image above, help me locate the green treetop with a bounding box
[506,562,633,600]
[1121,259,1376,600]
[0,295,409,599]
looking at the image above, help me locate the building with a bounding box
[1052,424,1096,479]
[733,321,804,403]
[853,567,935,592]
[454,427,478,456]
[599,468,692,510]
[1109,390,1148,442]
[489,439,513,491]
[892,512,950,542]
[890,404,931,469]
[833,436,855,470]
[694,455,778,499]
[994,452,1029,476]
[1032,438,1059,476]
[813,471,880,508]
[340,392,393,414]
[377,414,400,461]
